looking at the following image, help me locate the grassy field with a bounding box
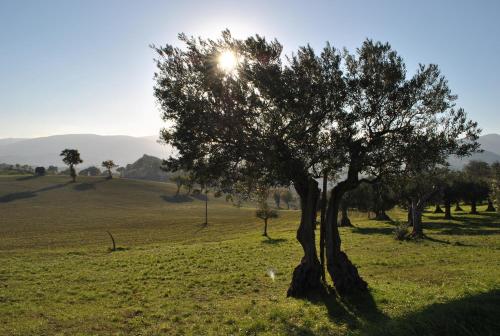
[0,175,499,335]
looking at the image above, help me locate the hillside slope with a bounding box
[0,175,296,250]
[0,176,499,335]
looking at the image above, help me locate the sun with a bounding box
[218,50,238,72]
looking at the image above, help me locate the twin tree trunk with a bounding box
[287,176,367,297]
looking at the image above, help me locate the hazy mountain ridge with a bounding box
[0,133,498,169]
[0,134,172,167]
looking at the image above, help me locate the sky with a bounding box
[0,0,499,138]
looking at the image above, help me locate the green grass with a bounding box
[1,175,499,335]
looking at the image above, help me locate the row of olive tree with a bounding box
[153,31,480,297]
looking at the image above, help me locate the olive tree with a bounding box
[60,149,83,182]
[153,32,479,297]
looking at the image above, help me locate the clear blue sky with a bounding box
[0,0,499,138]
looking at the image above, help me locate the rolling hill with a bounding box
[0,175,499,335]
[0,134,173,167]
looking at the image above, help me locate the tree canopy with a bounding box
[153,31,480,297]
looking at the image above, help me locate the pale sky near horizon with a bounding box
[0,0,499,138]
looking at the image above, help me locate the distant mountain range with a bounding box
[0,134,173,167]
[0,133,498,170]
[448,133,500,169]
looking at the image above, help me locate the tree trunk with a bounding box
[486,198,496,212]
[470,200,478,214]
[455,202,463,212]
[410,188,439,238]
[407,203,413,226]
[70,164,76,182]
[263,218,268,237]
[410,200,424,238]
[319,173,328,282]
[324,183,367,295]
[374,209,391,221]
[433,204,444,213]
[339,206,352,227]
[106,231,116,251]
[204,189,208,225]
[444,198,452,220]
[287,177,322,297]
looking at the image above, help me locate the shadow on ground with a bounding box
[73,178,108,191]
[261,237,287,245]
[0,181,72,203]
[291,287,388,333]
[363,289,500,336]
[160,194,193,203]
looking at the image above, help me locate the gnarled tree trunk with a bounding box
[287,177,322,297]
[374,209,391,221]
[486,198,496,212]
[444,198,452,220]
[324,183,367,295]
[470,200,478,214]
[339,206,352,227]
[407,202,413,226]
[433,204,444,213]
[410,188,439,238]
[410,199,424,238]
[455,202,463,212]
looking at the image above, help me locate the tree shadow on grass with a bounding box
[351,227,395,236]
[261,237,287,245]
[0,182,71,203]
[0,191,37,203]
[160,194,193,203]
[15,175,39,181]
[73,178,108,191]
[299,286,388,330]
[363,289,500,336]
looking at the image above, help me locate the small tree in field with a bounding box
[170,175,184,195]
[47,165,58,175]
[34,167,46,176]
[60,149,83,182]
[255,189,278,236]
[280,190,294,210]
[116,166,125,177]
[102,160,117,179]
[272,189,282,208]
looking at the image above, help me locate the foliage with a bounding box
[393,221,410,241]
[122,154,169,181]
[34,167,46,176]
[47,165,59,175]
[153,31,480,295]
[102,160,117,178]
[78,166,101,176]
[60,149,83,182]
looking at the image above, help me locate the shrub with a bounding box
[394,221,409,241]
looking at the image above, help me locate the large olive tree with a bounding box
[153,32,479,297]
